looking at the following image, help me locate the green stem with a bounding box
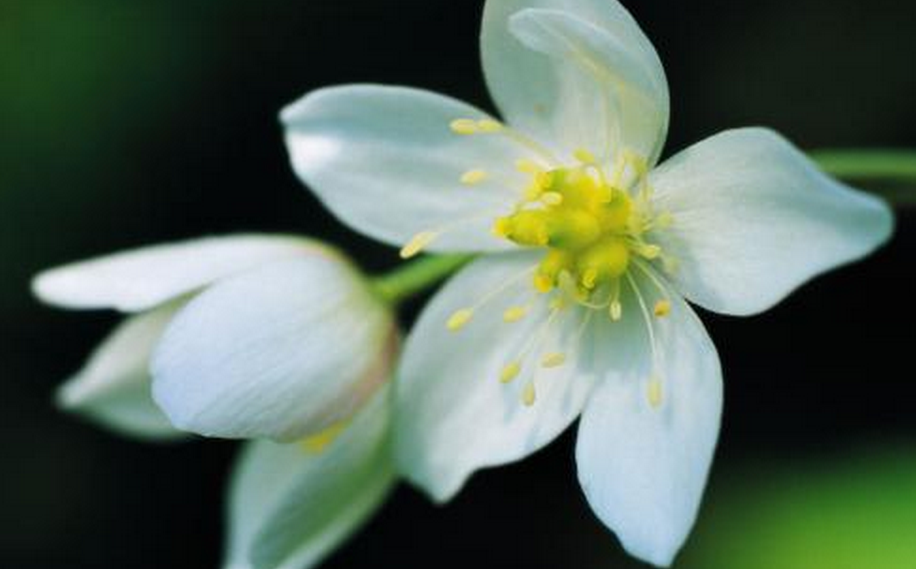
[813,149,916,206]
[813,149,916,183]
[373,254,473,305]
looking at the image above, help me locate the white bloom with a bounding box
[34,234,397,442]
[281,0,892,565]
[36,234,399,569]
[226,385,395,569]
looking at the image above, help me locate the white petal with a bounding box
[650,128,894,316]
[225,387,394,569]
[57,302,187,441]
[395,252,595,502]
[152,256,395,441]
[482,0,669,164]
[576,273,722,567]
[282,85,532,253]
[33,234,326,313]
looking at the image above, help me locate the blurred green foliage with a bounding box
[684,447,916,569]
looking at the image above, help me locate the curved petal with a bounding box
[282,85,533,254]
[576,273,722,567]
[482,0,669,164]
[650,128,894,316]
[56,302,187,441]
[225,387,395,569]
[152,256,395,442]
[33,234,326,313]
[395,252,595,502]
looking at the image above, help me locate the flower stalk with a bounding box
[373,253,473,305]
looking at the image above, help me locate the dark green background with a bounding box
[2,1,914,568]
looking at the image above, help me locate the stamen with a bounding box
[609,300,622,321]
[450,118,479,135]
[647,376,663,408]
[460,169,488,185]
[446,308,474,331]
[608,279,622,321]
[653,300,671,318]
[300,421,349,454]
[503,305,528,323]
[500,361,521,384]
[515,159,543,175]
[573,148,597,164]
[541,191,563,206]
[627,273,661,388]
[400,231,438,259]
[632,242,661,260]
[632,260,673,316]
[521,381,537,406]
[541,352,566,368]
[476,119,504,133]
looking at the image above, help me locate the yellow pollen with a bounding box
[446,308,474,331]
[541,352,566,368]
[521,381,537,406]
[647,376,664,408]
[460,169,488,185]
[450,118,479,135]
[573,148,597,164]
[637,243,662,259]
[609,300,622,321]
[653,299,671,318]
[300,421,349,454]
[400,231,438,259]
[491,152,671,316]
[476,119,504,133]
[500,362,521,384]
[515,159,542,174]
[534,274,554,293]
[503,306,528,323]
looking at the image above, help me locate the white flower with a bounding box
[282,0,892,565]
[35,233,399,569]
[225,385,394,569]
[34,233,397,442]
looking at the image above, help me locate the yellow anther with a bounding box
[503,306,528,323]
[300,421,349,454]
[515,159,542,174]
[502,210,549,246]
[476,119,503,133]
[492,218,513,239]
[450,119,479,135]
[460,169,488,185]
[541,352,566,368]
[647,376,663,408]
[637,243,662,259]
[521,381,537,407]
[609,300,622,321]
[500,362,521,384]
[446,308,474,331]
[534,274,554,293]
[541,191,563,206]
[400,231,437,259]
[581,267,599,290]
[653,299,671,318]
[574,148,597,164]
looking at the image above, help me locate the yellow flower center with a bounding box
[401,117,678,410]
[493,158,665,305]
